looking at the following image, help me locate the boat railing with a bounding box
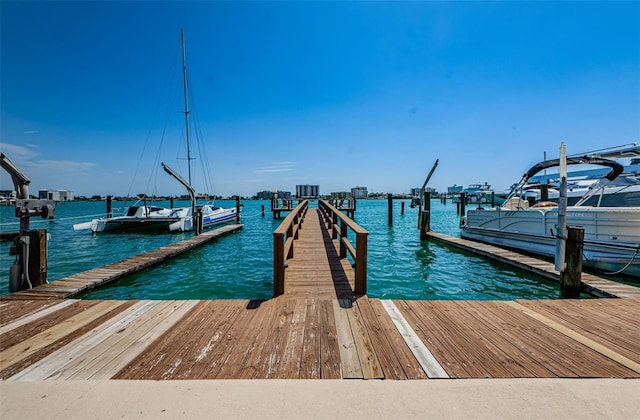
[273,199,309,295]
[318,199,368,295]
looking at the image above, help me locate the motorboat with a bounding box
[168,205,237,232]
[460,155,640,278]
[161,162,237,232]
[452,182,494,204]
[498,144,640,207]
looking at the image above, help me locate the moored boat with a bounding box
[461,155,640,278]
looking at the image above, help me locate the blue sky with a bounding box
[1,1,639,198]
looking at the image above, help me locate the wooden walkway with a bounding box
[1,208,639,381]
[1,224,243,300]
[282,209,356,299]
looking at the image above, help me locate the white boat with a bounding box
[74,29,236,234]
[461,155,640,278]
[73,201,180,233]
[161,162,237,233]
[495,144,640,207]
[452,182,494,204]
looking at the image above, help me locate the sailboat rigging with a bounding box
[73,28,237,233]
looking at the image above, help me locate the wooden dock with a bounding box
[1,296,638,380]
[1,205,639,381]
[426,231,640,299]
[1,224,243,300]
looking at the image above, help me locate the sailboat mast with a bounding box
[181,28,193,185]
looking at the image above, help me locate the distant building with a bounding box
[255,190,274,200]
[255,190,292,200]
[296,184,319,199]
[351,186,368,199]
[39,190,74,202]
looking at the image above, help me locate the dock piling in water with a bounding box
[561,226,584,298]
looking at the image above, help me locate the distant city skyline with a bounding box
[1,1,638,198]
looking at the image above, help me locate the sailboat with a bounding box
[74,29,236,233]
[161,28,237,232]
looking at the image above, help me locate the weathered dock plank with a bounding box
[1,297,639,380]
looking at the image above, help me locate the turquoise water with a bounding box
[1,199,565,300]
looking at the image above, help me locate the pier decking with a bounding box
[1,205,640,381]
[1,296,639,380]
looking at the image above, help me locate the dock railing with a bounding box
[318,200,368,295]
[273,199,309,296]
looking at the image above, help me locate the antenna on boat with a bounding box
[180,28,194,186]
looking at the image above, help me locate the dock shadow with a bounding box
[317,215,357,307]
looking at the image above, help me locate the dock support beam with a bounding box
[561,226,584,298]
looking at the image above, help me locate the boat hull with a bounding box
[169,206,237,232]
[461,207,640,278]
[95,217,180,233]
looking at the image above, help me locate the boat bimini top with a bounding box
[505,156,625,207]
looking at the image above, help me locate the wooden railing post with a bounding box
[339,220,347,258]
[355,232,367,295]
[274,232,285,296]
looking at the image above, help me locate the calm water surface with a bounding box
[0,199,565,300]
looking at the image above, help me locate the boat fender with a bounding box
[9,260,22,293]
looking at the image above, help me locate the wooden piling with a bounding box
[388,194,393,226]
[25,229,47,287]
[420,192,431,239]
[236,196,241,224]
[261,204,265,217]
[194,210,203,236]
[106,196,112,218]
[170,197,174,209]
[561,226,584,298]
[459,193,466,226]
[401,201,405,215]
